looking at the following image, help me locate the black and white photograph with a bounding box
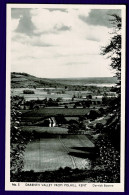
[6,4,126,192]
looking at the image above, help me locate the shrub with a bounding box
[23,90,35,94]
[88,110,100,120]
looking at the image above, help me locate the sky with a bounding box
[11,7,121,78]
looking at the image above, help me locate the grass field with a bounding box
[21,126,68,134]
[23,135,95,172]
[11,88,72,100]
[22,108,90,117]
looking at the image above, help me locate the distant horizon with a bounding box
[11,71,116,79]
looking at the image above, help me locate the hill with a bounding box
[11,72,66,88]
[11,72,117,88]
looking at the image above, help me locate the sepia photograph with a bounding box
[5,4,126,192]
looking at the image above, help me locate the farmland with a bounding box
[21,126,68,134]
[11,88,73,101]
[22,108,90,117]
[23,135,95,172]
[11,72,120,183]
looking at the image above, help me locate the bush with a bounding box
[96,123,104,132]
[23,90,35,94]
[94,135,120,182]
[55,114,66,125]
[68,121,80,134]
[88,110,100,120]
[11,96,33,174]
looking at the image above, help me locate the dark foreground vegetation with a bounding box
[11,167,119,183]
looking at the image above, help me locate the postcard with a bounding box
[5,4,126,192]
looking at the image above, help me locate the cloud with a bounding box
[15,10,35,36]
[31,41,54,47]
[45,8,68,12]
[11,8,32,18]
[79,9,121,28]
[31,9,73,35]
[86,36,100,42]
[66,61,88,65]
[54,24,71,31]
[12,31,55,47]
[11,7,118,78]
[12,8,72,41]
[11,18,20,31]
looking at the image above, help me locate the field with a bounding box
[22,108,90,117]
[11,87,94,101]
[11,88,73,101]
[21,126,68,134]
[23,135,95,172]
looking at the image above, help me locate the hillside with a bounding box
[11,72,117,88]
[11,72,66,88]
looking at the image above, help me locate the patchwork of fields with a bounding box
[23,135,95,172]
[11,88,84,100]
[11,73,119,183]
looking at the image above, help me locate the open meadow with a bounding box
[22,108,90,117]
[23,135,95,172]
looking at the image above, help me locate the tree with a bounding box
[68,121,80,134]
[86,95,92,99]
[55,114,66,125]
[102,15,121,114]
[23,89,35,94]
[102,14,121,96]
[56,97,63,102]
[99,107,105,115]
[101,15,121,150]
[65,105,68,108]
[88,110,100,120]
[11,96,27,173]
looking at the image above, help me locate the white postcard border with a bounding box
[5,4,126,192]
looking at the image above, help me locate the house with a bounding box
[49,117,56,127]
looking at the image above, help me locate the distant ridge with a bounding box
[11,72,64,88]
[11,72,117,88]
